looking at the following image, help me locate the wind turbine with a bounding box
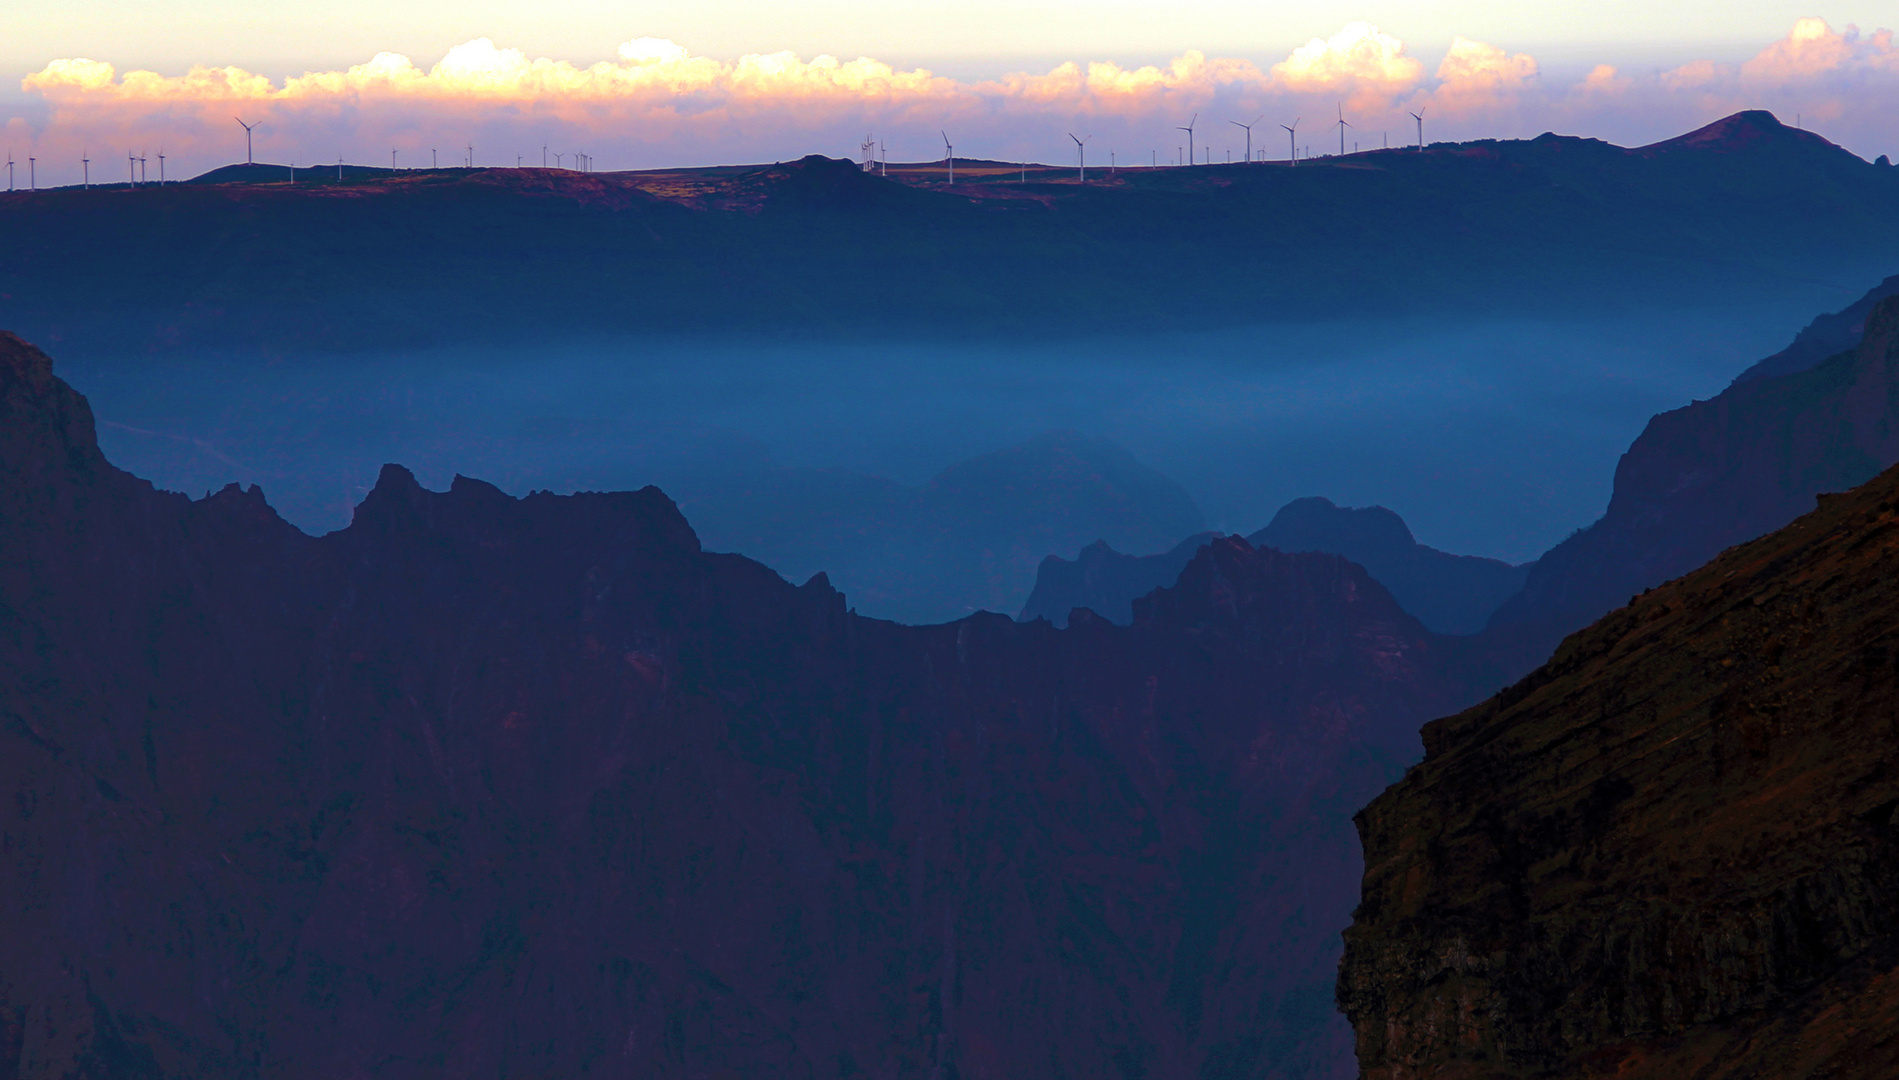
[1230,116,1261,164]
[553,152,563,169]
[1281,118,1299,164]
[1176,113,1197,167]
[234,117,257,164]
[1409,106,1426,151]
[128,153,136,185]
[27,156,33,191]
[1336,104,1352,156]
[466,144,473,168]
[82,152,89,188]
[139,152,147,184]
[941,131,953,185]
[6,152,12,192]
[392,149,398,169]
[1068,133,1090,181]
[158,149,165,183]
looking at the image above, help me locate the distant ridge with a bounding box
[1636,108,1849,156]
[3,112,1896,352]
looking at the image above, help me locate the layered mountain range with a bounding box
[678,431,1206,625]
[1022,498,1525,636]
[0,330,1480,1079]
[1339,438,1899,1080]
[1485,291,1899,669]
[1,112,1893,355]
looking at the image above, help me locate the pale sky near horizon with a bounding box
[6,4,1899,178]
[3,2,1881,77]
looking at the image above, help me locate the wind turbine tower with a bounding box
[82,153,89,188]
[1410,106,1426,151]
[941,131,953,184]
[1230,116,1261,163]
[158,150,165,183]
[6,153,12,192]
[1176,113,1197,166]
[1068,132,1089,181]
[1336,104,1352,156]
[235,117,257,164]
[1281,119,1299,164]
[27,157,34,190]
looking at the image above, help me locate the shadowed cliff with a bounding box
[1340,451,1899,1080]
[1483,291,1899,671]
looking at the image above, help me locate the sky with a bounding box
[4,5,1899,180]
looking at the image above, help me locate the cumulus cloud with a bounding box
[1742,17,1857,80]
[1424,38,1538,113]
[1270,23,1422,111]
[8,19,1899,183]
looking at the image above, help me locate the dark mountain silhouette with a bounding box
[1484,290,1899,668]
[1250,498,1527,635]
[1017,532,1220,626]
[0,330,1482,1079]
[2,111,1895,355]
[680,431,1206,624]
[1731,271,1899,383]
[1020,498,1524,635]
[1341,454,1899,1080]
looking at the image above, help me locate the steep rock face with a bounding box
[1339,458,1899,1080]
[1484,292,1899,668]
[1250,499,1526,636]
[0,333,1472,1080]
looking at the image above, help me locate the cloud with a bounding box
[1742,17,1857,81]
[1578,65,1631,95]
[1426,38,1537,113]
[1270,23,1423,111]
[9,20,1899,183]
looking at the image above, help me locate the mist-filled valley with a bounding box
[63,291,1851,624]
[13,105,1899,1080]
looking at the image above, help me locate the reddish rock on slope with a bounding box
[1340,454,1899,1079]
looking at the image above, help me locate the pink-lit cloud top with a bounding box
[6,18,1898,182]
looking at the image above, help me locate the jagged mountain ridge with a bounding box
[0,330,1479,1079]
[1019,497,1524,636]
[683,431,1206,625]
[1731,271,1899,384]
[1483,291,1899,670]
[1339,450,1899,1080]
[2,111,1895,354]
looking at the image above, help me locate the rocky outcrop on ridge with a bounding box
[1340,456,1899,1080]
